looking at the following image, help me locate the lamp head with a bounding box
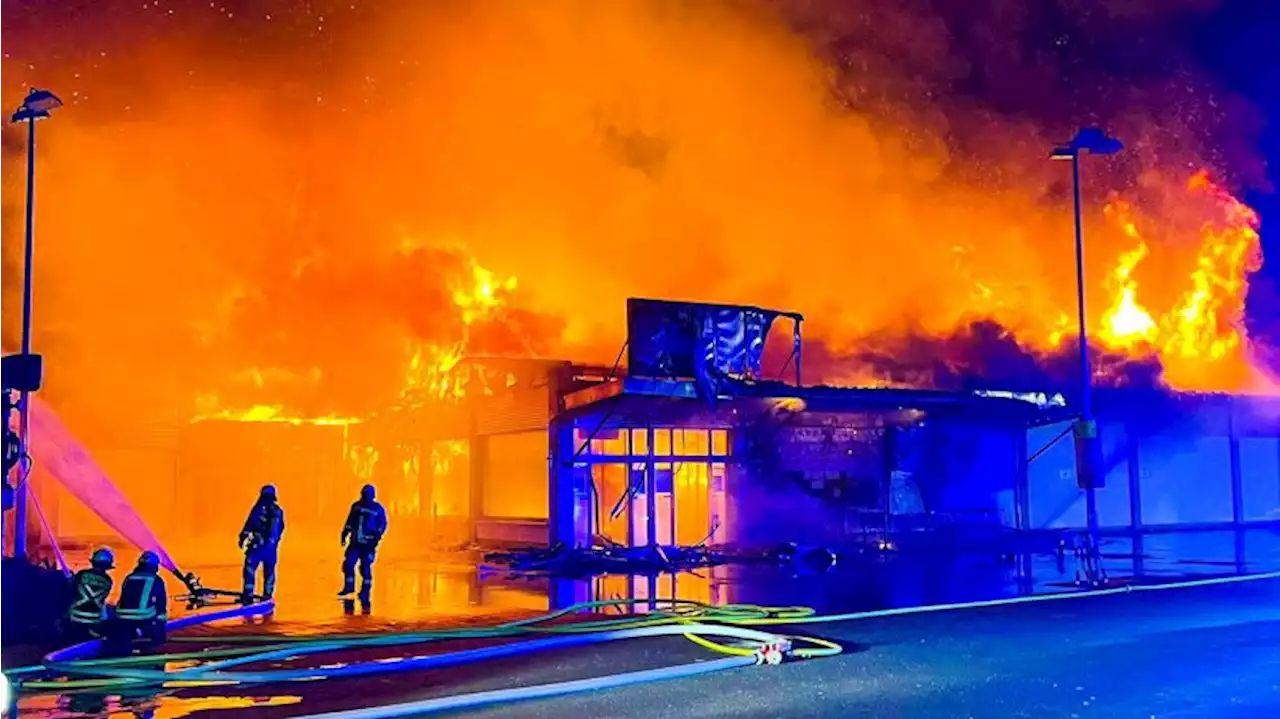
[10,88,63,123]
[1050,127,1123,160]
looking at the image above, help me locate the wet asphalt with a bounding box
[17,574,1269,719]
[10,532,1280,718]
[261,575,1280,719]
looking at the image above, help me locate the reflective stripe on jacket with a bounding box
[117,572,168,622]
[68,569,113,624]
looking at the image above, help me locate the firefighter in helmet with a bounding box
[65,547,116,640]
[108,550,168,654]
[239,484,286,603]
[339,484,388,600]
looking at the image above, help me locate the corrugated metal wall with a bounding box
[1026,394,1280,530]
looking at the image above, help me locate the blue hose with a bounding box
[42,600,277,664]
[292,655,760,719]
[46,623,782,685]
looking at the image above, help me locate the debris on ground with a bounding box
[483,541,729,578]
[483,541,842,578]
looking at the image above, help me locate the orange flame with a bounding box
[1093,172,1263,389]
[193,247,519,424]
[402,253,520,404]
[191,398,361,426]
[1099,202,1158,349]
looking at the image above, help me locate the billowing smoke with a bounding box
[1,0,1272,442]
[796,321,1164,393]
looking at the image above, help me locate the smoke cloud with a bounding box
[1,0,1272,437]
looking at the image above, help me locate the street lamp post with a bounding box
[8,88,62,559]
[1050,127,1123,542]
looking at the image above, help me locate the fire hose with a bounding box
[10,599,838,693]
[10,572,1279,716]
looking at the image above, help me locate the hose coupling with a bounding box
[754,640,791,665]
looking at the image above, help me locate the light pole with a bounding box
[1050,127,1123,541]
[8,88,62,559]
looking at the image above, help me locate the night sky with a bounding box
[1184,0,1280,333]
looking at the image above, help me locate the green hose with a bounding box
[16,568,1275,705]
[164,599,813,643]
[15,600,833,693]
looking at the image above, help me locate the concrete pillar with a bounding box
[468,436,487,544]
[548,418,577,546]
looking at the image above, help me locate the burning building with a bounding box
[5,1,1279,566]
[16,291,1280,570]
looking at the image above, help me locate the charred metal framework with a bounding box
[27,298,1277,566]
[547,299,1070,551]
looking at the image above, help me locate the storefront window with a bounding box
[654,429,672,456]
[711,429,729,456]
[674,429,709,456]
[630,428,649,455]
[573,427,627,455]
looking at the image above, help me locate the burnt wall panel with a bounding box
[1137,433,1233,526]
[933,423,1019,525]
[1027,421,1085,529]
[473,385,553,436]
[1239,437,1280,521]
[1096,421,1134,528]
[1025,393,1278,531]
[1025,419,1134,530]
[483,430,549,519]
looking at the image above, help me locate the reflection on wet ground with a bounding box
[171,555,550,634]
[17,692,302,719]
[11,527,1280,718]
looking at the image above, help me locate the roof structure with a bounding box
[558,375,1072,426]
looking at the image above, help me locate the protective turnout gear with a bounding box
[108,553,168,655]
[339,485,387,598]
[240,485,285,601]
[66,563,114,639]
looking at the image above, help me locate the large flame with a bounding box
[1,1,1273,560]
[1,1,1269,416]
[1093,172,1264,390]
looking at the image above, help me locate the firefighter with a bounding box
[65,547,115,641]
[339,484,388,599]
[239,484,285,603]
[108,551,168,655]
